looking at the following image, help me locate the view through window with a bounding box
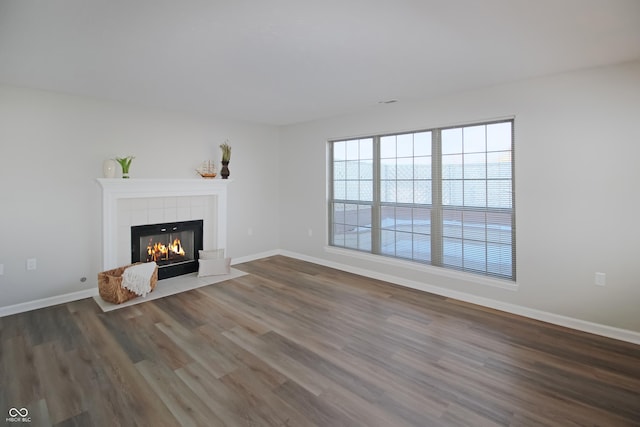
[329,119,515,280]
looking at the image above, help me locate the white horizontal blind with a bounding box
[440,121,514,278]
[379,131,433,263]
[329,119,515,280]
[331,138,374,252]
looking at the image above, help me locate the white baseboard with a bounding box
[231,249,281,265]
[3,249,639,347]
[0,250,280,317]
[278,250,640,346]
[0,288,98,317]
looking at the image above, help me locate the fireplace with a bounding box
[97,179,229,277]
[131,220,203,280]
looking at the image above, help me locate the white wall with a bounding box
[2,61,639,335]
[279,60,640,333]
[0,85,280,308]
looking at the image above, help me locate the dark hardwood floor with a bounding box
[1,255,639,426]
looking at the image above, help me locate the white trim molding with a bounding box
[0,250,272,318]
[0,288,98,317]
[325,245,518,291]
[231,249,281,265]
[279,249,640,346]
[2,245,639,347]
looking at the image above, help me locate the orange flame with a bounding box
[146,238,185,262]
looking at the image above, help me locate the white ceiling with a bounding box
[1,0,639,125]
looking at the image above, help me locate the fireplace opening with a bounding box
[131,220,203,280]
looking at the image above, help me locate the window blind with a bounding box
[329,119,515,280]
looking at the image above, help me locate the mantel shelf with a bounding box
[97,177,232,190]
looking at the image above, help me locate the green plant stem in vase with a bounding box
[115,156,134,178]
[220,142,231,179]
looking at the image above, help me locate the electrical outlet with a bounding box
[26,258,37,271]
[247,227,253,236]
[308,228,313,237]
[595,272,606,286]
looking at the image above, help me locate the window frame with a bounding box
[328,118,515,281]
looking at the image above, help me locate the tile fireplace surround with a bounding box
[97,178,230,272]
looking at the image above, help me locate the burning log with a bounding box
[146,238,186,263]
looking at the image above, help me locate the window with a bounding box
[329,119,515,280]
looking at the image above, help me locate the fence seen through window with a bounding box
[330,120,515,280]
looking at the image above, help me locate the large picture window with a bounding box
[329,119,515,280]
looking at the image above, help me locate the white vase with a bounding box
[103,159,117,178]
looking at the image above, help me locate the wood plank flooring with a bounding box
[1,255,639,426]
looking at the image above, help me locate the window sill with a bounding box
[324,246,518,291]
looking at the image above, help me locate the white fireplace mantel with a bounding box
[97,178,231,271]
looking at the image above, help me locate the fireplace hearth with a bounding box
[131,220,203,280]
